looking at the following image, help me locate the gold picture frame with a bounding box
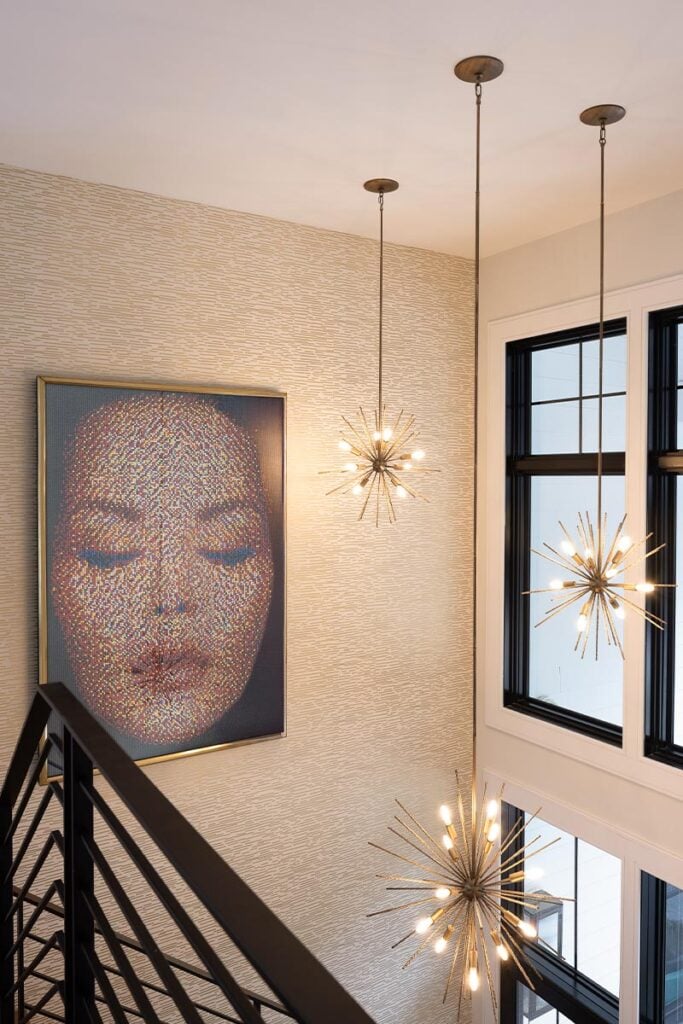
[40,378,286,782]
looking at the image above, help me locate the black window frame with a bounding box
[504,318,628,747]
[500,803,620,1024]
[645,305,683,770]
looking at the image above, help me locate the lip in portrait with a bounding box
[39,378,285,777]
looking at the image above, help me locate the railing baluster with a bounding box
[17,895,25,1020]
[62,728,94,1020]
[0,787,13,1022]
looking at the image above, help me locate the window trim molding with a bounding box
[479,271,683,805]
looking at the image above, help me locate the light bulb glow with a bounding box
[382,426,393,441]
[415,917,432,935]
[434,937,447,954]
[617,535,632,553]
[338,439,352,452]
[372,430,381,442]
[486,822,500,843]
[549,578,563,590]
[434,887,451,900]
[344,462,358,473]
[467,967,480,992]
[442,834,453,851]
[486,799,499,819]
[518,920,537,939]
[496,943,509,961]
[439,805,452,826]
[352,484,363,496]
[396,485,407,498]
[584,547,593,560]
[636,582,655,594]
[561,540,576,557]
[577,614,588,632]
[411,449,425,461]
[615,605,626,620]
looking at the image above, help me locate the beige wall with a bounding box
[481,186,683,326]
[0,164,474,1023]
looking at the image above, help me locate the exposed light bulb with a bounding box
[486,799,499,819]
[338,439,352,452]
[518,920,537,939]
[434,887,451,901]
[344,462,358,473]
[467,967,480,992]
[434,937,447,954]
[442,835,454,851]
[576,614,588,632]
[372,430,381,442]
[486,822,500,843]
[411,449,425,461]
[496,942,509,961]
[415,917,432,935]
[549,578,563,590]
[382,426,393,441]
[352,484,363,496]
[396,485,407,498]
[605,568,617,579]
[614,605,626,620]
[439,805,452,826]
[617,535,632,553]
[561,540,575,557]
[584,547,594,560]
[636,582,655,594]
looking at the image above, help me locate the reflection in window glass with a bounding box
[521,814,621,997]
[514,982,575,1023]
[529,476,624,724]
[666,883,683,1019]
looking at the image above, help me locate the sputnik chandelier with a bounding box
[323,180,436,524]
[528,106,672,658]
[371,56,571,1017]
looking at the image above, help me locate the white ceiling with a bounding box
[2,0,683,256]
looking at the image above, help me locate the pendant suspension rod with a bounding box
[472,77,482,782]
[597,120,606,537]
[378,190,385,429]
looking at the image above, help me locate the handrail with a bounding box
[33,683,376,1024]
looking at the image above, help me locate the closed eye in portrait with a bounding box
[78,548,143,570]
[199,546,256,567]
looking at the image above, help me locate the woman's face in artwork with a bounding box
[51,393,274,746]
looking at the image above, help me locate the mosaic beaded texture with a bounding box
[41,380,286,770]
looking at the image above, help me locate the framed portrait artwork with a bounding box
[38,377,286,780]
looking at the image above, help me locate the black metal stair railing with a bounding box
[0,683,377,1024]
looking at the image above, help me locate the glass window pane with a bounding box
[529,475,624,725]
[665,883,683,1018]
[582,334,627,395]
[521,812,621,999]
[524,817,575,964]
[677,324,683,386]
[675,479,683,747]
[532,401,580,455]
[576,841,621,995]
[532,345,580,403]
[581,395,626,453]
[515,983,576,1023]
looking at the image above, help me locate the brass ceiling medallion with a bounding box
[528,105,673,658]
[322,179,436,524]
[370,57,572,1018]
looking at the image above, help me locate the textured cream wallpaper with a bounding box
[0,163,473,1023]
